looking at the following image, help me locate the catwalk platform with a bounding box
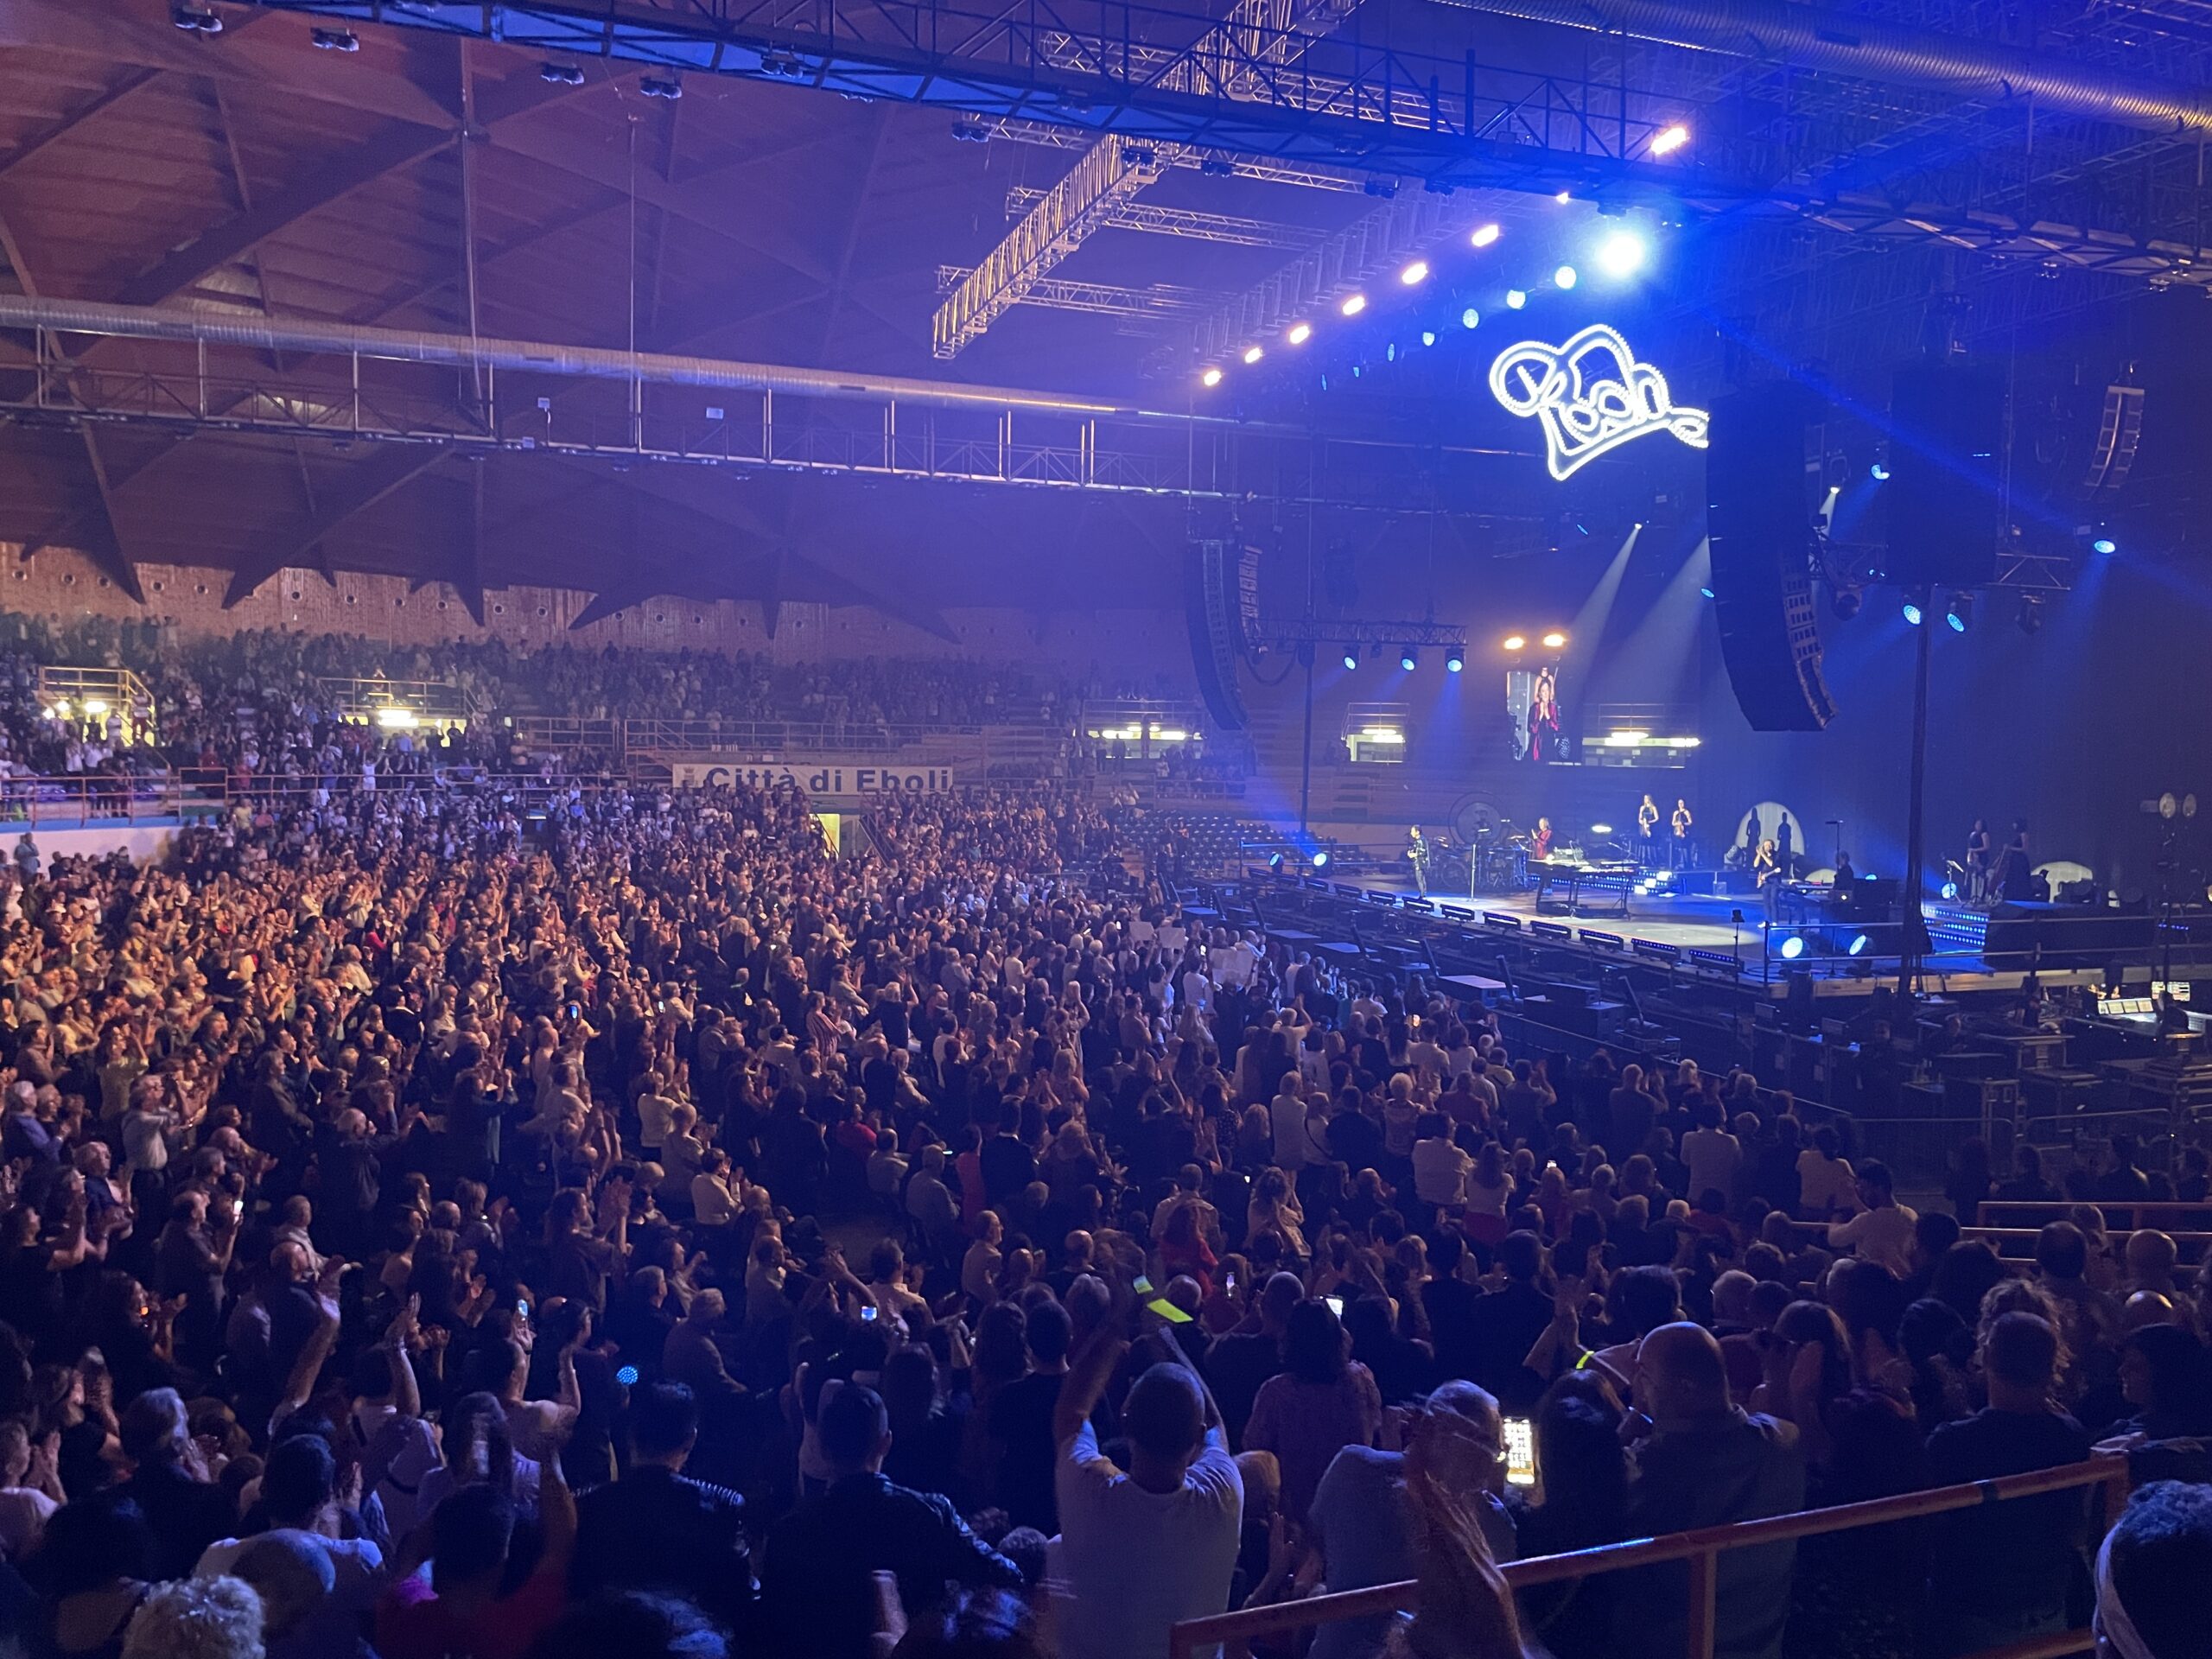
[1228,867,2109,999]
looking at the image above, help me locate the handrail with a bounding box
[1979,1199,2212,1229]
[1168,1456,2126,1659]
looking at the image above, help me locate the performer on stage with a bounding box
[1671,798,1694,869]
[1752,836,1782,919]
[1530,817,1554,861]
[1833,849,1856,887]
[1965,817,1992,904]
[1526,664,1561,762]
[1995,818,2032,903]
[1406,825,1430,895]
[1637,793,1660,863]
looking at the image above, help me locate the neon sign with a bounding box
[1489,323,1709,480]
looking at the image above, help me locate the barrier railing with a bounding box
[1168,1457,2127,1659]
[0,769,633,830]
[1979,1198,2212,1230]
[1965,1224,2212,1264]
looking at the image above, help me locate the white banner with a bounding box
[670,759,957,795]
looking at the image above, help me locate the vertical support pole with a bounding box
[1897,608,1932,1001]
[1299,647,1315,835]
[1684,1550,1719,1659]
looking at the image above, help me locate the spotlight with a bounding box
[1201,366,1223,388]
[1779,935,1807,961]
[1386,342,1397,362]
[1445,648,1465,672]
[1269,852,1286,871]
[1830,586,1862,621]
[1698,586,1715,600]
[1312,850,1330,868]
[1941,880,1960,899]
[542,60,588,84]
[1945,590,1974,633]
[1421,330,1437,347]
[1502,634,1527,651]
[2017,594,2045,636]
[1902,601,1923,626]
[1342,647,1359,671]
[1554,264,1578,289]
[1460,308,1480,329]
[173,3,223,31]
[1243,345,1263,365]
[1869,461,1891,481]
[2092,536,2117,554]
[1847,934,1871,957]
[1554,189,1571,203]
[950,115,991,141]
[310,26,359,50]
[1595,229,1647,278]
[1541,630,1567,648]
[1400,260,1429,285]
[1505,289,1527,309]
[640,74,683,99]
[1471,223,1502,247]
[1650,124,1690,155]
[1400,647,1418,671]
[1287,322,1312,345]
[1341,294,1368,316]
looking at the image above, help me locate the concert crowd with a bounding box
[0,675,2192,1659]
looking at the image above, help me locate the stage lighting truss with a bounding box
[1262,618,1469,663]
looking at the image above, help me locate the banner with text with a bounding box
[671,759,957,795]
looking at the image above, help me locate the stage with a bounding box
[1248,867,2113,998]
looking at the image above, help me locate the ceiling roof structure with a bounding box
[0,0,2203,626]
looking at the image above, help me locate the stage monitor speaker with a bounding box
[1707,382,1836,730]
[1885,362,2004,588]
[1184,539,1249,732]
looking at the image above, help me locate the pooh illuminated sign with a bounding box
[1489,323,1709,480]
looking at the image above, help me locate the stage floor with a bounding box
[1304,871,2108,997]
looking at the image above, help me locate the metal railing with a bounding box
[35,666,156,737]
[315,676,473,723]
[1965,1224,2212,1263]
[507,715,1069,779]
[0,768,632,830]
[1169,1457,2127,1659]
[1978,1198,2212,1230]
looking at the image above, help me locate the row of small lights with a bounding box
[1198,126,1688,391]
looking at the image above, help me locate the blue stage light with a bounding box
[1461,308,1480,329]
[1699,586,1715,599]
[1941,880,1959,899]
[1848,934,1871,957]
[1902,601,1923,626]
[615,1364,640,1386]
[1779,936,1807,960]
[1342,648,1359,671]
[1421,330,1438,347]
[2092,537,2117,554]
[1400,647,1418,671]
[1505,289,1527,309]
[1269,852,1285,871]
[1446,648,1465,672]
[1870,462,1890,480]
[1311,850,1329,868]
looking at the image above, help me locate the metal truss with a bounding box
[1184,188,1488,362]
[933,264,1214,321]
[1003,188,1319,249]
[0,313,1546,518]
[245,2,1729,197]
[988,121,1372,193]
[1262,616,1470,650]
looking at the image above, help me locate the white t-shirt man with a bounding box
[1270,1084,1319,1170]
[1052,1421,1243,1659]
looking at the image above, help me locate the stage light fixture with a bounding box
[1343,647,1359,671]
[2092,536,2117,554]
[1554,190,1572,203]
[173,3,223,31]
[1869,461,1891,481]
[1554,264,1579,289]
[1461,308,1480,329]
[1503,634,1527,652]
[1541,630,1567,648]
[1201,367,1223,388]
[1830,586,1862,621]
[1400,646,1418,671]
[1902,601,1924,626]
[1595,229,1647,278]
[1386,342,1397,362]
[1312,850,1330,868]
[1287,322,1312,345]
[1941,880,1960,899]
[1848,934,1871,957]
[1341,294,1369,316]
[1651,124,1690,155]
[1471,224,1502,247]
[1243,345,1264,365]
[640,74,683,98]
[1268,852,1285,871]
[1421,330,1438,347]
[1699,586,1715,600]
[2017,594,2045,636]
[311,26,360,49]
[1400,260,1430,286]
[1506,289,1528,309]
[540,60,587,84]
[1779,935,1807,960]
[1945,591,1974,632]
[1446,648,1465,672]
